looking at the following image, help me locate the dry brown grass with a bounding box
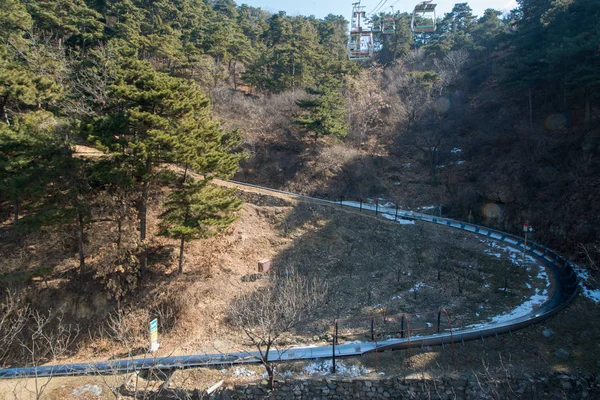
[1,184,552,369]
[2,186,599,398]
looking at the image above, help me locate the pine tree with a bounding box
[0,0,33,44]
[159,179,241,274]
[0,48,37,126]
[95,58,244,276]
[296,77,349,141]
[0,112,56,226]
[376,12,413,64]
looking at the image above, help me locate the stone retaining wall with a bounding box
[205,373,599,399]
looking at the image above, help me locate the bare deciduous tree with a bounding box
[434,50,469,96]
[9,310,80,400]
[228,268,327,387]
[0,292,29,367]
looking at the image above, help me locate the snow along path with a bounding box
[571,264,600,304]
[0,180,579,379]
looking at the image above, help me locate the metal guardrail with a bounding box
[0,181,579,379]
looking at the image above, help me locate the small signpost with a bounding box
[522,222,533,265]
[149,318,159,353]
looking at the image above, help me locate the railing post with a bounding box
[371,318,375,341]
[437,311,441,334]
[359,198,363,212]
[375,200,379,216]
[340,196,343,207]
[401,315,404,338]
[395,204,399,221]
[332,321,337,373]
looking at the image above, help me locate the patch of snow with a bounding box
[447,160,466,166]
[410,282,431,292]
[467,265,550,329]
[426,322,433,328]
[483,241,538,266]
[484,249,502,258]
[290,344,319,349]
[372,304,383,309]
[418,205,436,211]
[572,264,600,304]
[232,367,256,377]
[489,293,548,323]
[261,370,293,378]
[382,213,415,225]
[395,182,402,186]
[466,291,549,329]
[72,385,102,397]
[463,240,553,329]
[392,295,401,300]
[582,287,600,303]
[302,360,370,377]
[451,148,462,153]
[404,163,412,168]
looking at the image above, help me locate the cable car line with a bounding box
[348,0,437,61]
[368,0,387,15]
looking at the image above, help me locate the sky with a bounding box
[239,0,519,19]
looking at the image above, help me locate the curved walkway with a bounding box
[0,181,579,379]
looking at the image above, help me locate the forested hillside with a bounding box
[0,0,599,379]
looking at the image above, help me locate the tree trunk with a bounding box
[182,164,188,184]
[233,60,238,91]
[13,197,19,226]
[2,98,9,126]
[266,365,274,388]
[429,150,438,186]
[528,87,533,131]
[563,78,567,110]
[139,177,150,277]
[178,236,185,274]
[117,218,122,250]
[585,99,591,130]
[75,210,86,273]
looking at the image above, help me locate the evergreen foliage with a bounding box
[1,0,599,294]
[296,78,349,140]
[159,179,241,274]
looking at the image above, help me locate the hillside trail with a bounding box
[74,145,411,229]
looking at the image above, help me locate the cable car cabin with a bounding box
[382,16,395,34]
[411,2,437,33]
[348,31,374,61]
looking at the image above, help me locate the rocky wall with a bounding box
[205,372,599,400]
